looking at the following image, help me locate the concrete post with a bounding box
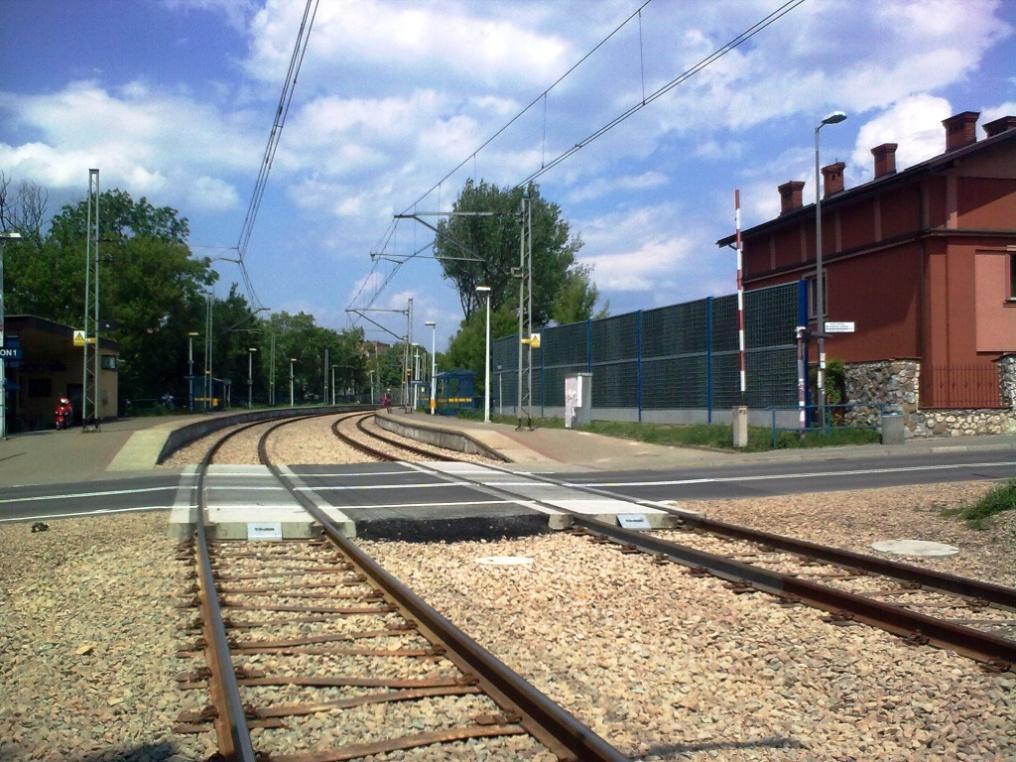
[732,405,749,448]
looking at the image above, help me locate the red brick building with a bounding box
[718,110,1016,430]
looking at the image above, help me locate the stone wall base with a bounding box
[843,359,1016,438]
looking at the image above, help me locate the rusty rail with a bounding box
[392,457,1016,669]
[259,416,626,761]
[193,420,264,761]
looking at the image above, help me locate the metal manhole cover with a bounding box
[475,556,533,566]
[871,539,960,557]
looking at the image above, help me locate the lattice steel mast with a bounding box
[81,169,101,431]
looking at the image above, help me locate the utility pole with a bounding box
[204,292,213,412]
[323,347,329,405]
[82,169,101,431]
[515,192,533,430]
[269,329,276,405]
[405,298,413,411]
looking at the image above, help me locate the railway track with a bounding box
[331,410,460,462]
[176,412,625,761]
[334,416,1016,670]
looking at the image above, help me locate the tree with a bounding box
[442,303,518,389]
[261,312,367,404]
[433,180,601,325]
[2,183,216,402]
[551,265,608,325]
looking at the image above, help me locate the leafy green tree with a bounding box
[551,265,608,325]
[261,312,367,404]
[3,186,214,402]
[442,303,518,389]
[433,180,600,325]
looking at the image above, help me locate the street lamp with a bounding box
[815,110,847,429]
[289,357,297,408]
[0,231,22,440]
[187,331,199,411]
[247,347,258,409]
[425,321,437,415]
[476,286,492,423]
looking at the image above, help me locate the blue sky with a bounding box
[2,0,1014,350]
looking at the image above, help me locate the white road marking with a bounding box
[342,499,518,510]
[0,485,176,504]
[572,460,1016,487]
[0,505,179,522]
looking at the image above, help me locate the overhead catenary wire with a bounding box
[353,0,806,312]
[232,0,320,310]
[514,0,807,188]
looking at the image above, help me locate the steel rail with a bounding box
[382,456,1016,669]
[470,460,1016,610]
[329,411,456,462]
[258,416,626,761]
[193,418,268,762]
[356,413,457,461]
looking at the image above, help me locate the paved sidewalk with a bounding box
[384,410,1016,471]
[0,414,217,487]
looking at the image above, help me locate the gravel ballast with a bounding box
[361,527,1015,760]
[0,511,212,761]
[675,480,1016,586]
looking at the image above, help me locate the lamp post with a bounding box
[187,331,199,411]
[0,231,22,440]
[815,109,847,429]
[289,357,297,408]
[476,285,491,423]
[425,321,437,415]
[247,347,258,408]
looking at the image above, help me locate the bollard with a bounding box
[732,405,749,448]
[881,413,904,445]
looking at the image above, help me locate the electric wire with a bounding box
[515,0,807,188]
[232,0,320,310]
[353,0,804,313]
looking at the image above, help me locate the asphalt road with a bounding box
[1,449,1013,524]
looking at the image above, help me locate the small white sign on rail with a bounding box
[247,522,283,541]
[825,321,855,333]
[617,513,651,530]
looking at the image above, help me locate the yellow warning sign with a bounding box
[73,330,86,347]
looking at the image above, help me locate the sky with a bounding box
[2,0,1014,351]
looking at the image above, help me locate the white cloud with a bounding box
[577,203,699,293]
[0,80,260,211]
[981,100,1016,129]
[190,175,240,211]
[849,95,953,183]
[567,171,668,204]
[245,0,572,91]
[161,0,255,32]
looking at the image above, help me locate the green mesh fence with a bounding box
[490,281,800,415]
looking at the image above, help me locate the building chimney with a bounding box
[942,111,979,152]
[821,162,845,198]
[778,180,805,215]
[983,115,1016,138]
[871,143,897,178]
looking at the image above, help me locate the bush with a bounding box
[949,479,1016,529]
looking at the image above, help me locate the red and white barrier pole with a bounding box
[735,189,746,403]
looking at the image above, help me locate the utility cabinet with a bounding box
[564,372,592,428]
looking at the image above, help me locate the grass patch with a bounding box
[945,479,1016,529]
[455,410,881,452]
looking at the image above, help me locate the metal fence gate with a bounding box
[491,281,803,424]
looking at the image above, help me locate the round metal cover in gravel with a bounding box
[870,539,960,557]
[475,555,534,566]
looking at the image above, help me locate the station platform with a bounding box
[375,409,1016,471]
[0,414,219,487]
